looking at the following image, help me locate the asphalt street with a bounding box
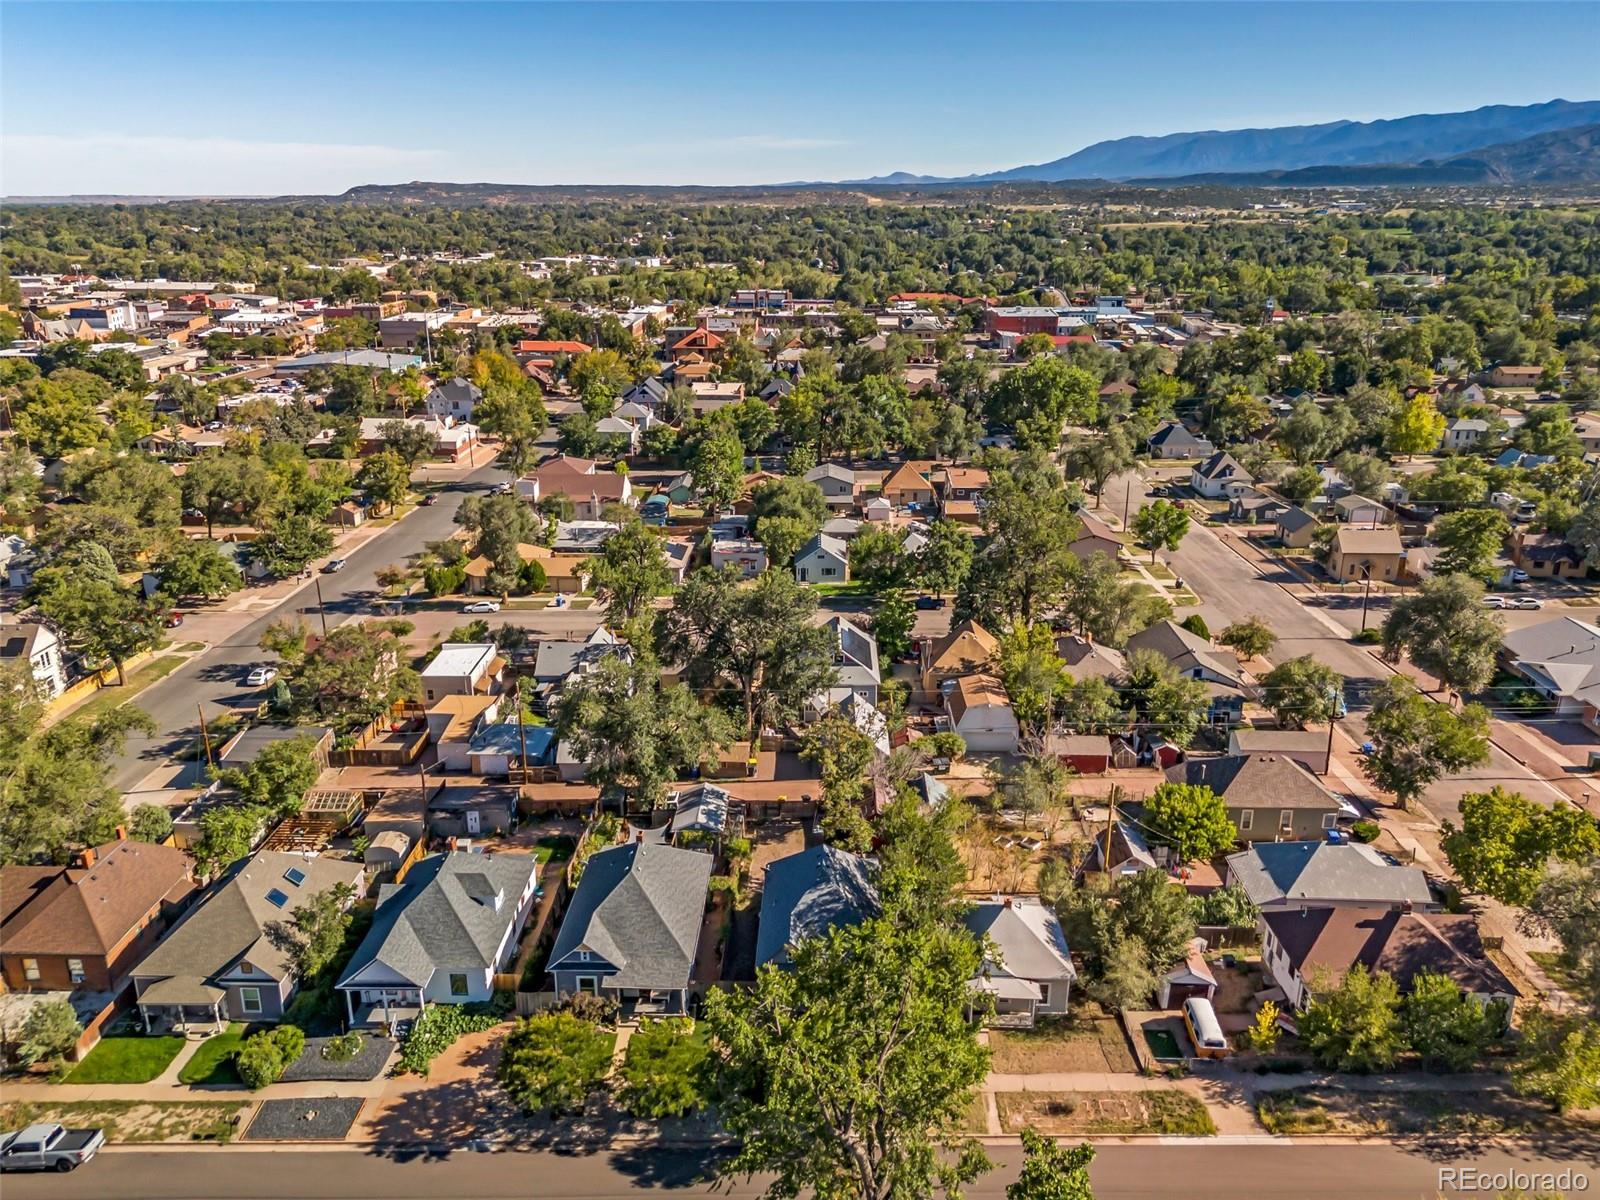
[8,1143,1592,1200]
[108,460,514,790]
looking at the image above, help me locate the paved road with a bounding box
[11,1143,1593,1200]
[109,460,514,789]
[1101,471,1574,823]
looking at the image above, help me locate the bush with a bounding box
[236,1025,306,1089]
[1349,820,1381,843]
[321,1032,364,1062]
[496,1011,614,1115]
[13,1000,83,1067]
[396,1004,502,1077]
[1352,627,1383,645]
[618,1018,712,1119]
[424,563,467,596]
[1180,614,1211,640]
[562,991,619,1026]
[921,731,968,762]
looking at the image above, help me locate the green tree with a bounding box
[960,455,1085,625]
[997,621,1067,733]
[276,883,356,980]
[156,538,243,600]
[377,420,436,470]
[1441,787,1600,906]
[1384,392,1446,460]
[180,452,276,538]
[1129,499,1190,563]
[1088,935,1157,1012]
[617,1017,712,1118]
[1299,964,1403,1073]
[916,518,974,598]
[872,590,915,663]
[1110,869,1196,971]
[1401,970,1496,1071]
[586,520,671,623]
[356,448,410,514]
[1191,882,1258,927]
[15,999,83,1067]
[1246,1000,1281,1053]
[1007,1129,1096,1200]
[1057,676,1125,734]
[1524,860,1600,1012]
[214,734,321,818]
[13,374,109,458]
[1060,553,1169,647]
[1257,655,1342,729]
[1121,649,1209,749]
[1218,618,1276,661]
[251,511,335,577]
[28,548,162,686]
[1361,677,1490,810]
[1064,425,1134,507]
[749,477,827,552]
[497,1010,617,1115]
[1141,781,1237,864]
[849,525,909,592]
[193,804,266,877]
[664,568,838,739]
[1207,389,1271,445]
[128,803,174,844]
[266,618,419,730]
[1381,574,1502,695]
[689,428,746,519]
[1431,509,1510,583]
[703,916,991,1200]
[1512,1012,1600,1113]
[1333,451,1391,500]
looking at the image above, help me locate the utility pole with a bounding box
[313,576,330,637]
[1359,564,1374,632]
[197,705,215,770]
[516,683,529,795]
[1101,784,1120,871]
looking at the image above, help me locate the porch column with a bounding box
[344,987,355,1028]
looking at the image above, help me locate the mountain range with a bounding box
[846,99,1600,185]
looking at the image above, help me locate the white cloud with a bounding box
[1,133,447,196]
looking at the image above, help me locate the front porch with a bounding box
[343,986,424,1032]
[135,977,228,1037]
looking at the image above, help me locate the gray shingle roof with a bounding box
[550,842,711,991]
[1226,841,1432,908]
[337,852,537,989]
[1165,754,1341,810]
[756,845,880,968]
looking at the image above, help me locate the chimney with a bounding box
[448,836,458,852]
[1002,897,1013,909]
[115,825,127,841]
[76,845,98,869]
[636,831,645,844]
[1401,899,1413,915]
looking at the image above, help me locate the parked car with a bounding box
[322,558,347,573]
[420,492,438,506]
[164,611,184,628]
[1481,595,1506,608]
[245,666,278,687]
[1509,568,1530,583]
[914,595,946,610]
[1,1124,105,1173]
[490,482,513,496]
[1507,596,1544,610]
[461,600,502,613]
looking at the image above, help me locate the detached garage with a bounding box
[1048,734,1111,774]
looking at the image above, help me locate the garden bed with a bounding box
[0,1099,247,1144]
[243,1097,365,1142]
[280,1035,394,1082]
[995,1090,1216,1136]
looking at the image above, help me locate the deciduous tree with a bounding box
[1141,781,1236,864]
[1361,677,1490,810]
[1441,787,1600,906]
[1257,655,1341,729]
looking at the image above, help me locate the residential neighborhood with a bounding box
[1,23,1598,1197]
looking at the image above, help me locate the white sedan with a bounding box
[245,666,278,687]
[461,600,502,613]
[1506,596,1544,610]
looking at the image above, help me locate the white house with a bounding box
[0,621,66,699]
[425,379,482,422]
[419,643,503,704]
[803,463,859,507]
[945,674,1019,753]
[1190,451,1253,500]
[963,896,1076,1027]
[336,852,540,1027]
[794,534,849,584]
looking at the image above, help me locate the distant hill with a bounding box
[1123,123,1600,187]
[851,99,1600,183]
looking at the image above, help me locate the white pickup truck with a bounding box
[0,1123,105,1173]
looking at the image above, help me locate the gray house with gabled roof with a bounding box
[547,840,711,1013]
[336,851,539,1027]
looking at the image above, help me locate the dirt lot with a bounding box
[1255,1085,1581,1141]
[995,1090,1216,1136]
[1208,957,1265,1014]
[0,1099,249,1144]
[987,1008,1138,1074]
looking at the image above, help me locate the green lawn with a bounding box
[65,656,186,724]
[177,1024,248,1085]
[811,580,876,599]
[64,1035,186,1084]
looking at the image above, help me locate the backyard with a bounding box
[63,1033,185,1084]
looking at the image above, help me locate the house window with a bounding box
[67,959,85,984]
[239,987,262,1015]
[1037,983,1051,1006]
[449,973,469,997]
[1238,810,1253,832]
[576,976,598,994]
[22,958,40,982]
[1279,810,1294,833]
[1321,813,1337,830]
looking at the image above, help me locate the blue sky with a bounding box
[3,1,1597,194]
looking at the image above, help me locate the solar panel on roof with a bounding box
[265,888,289,908]
[284,867,306,887]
